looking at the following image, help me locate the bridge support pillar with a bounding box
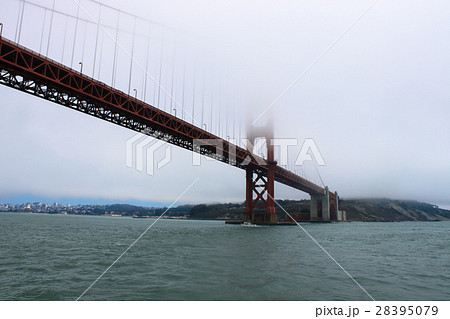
[242,166,277,224]
[310,187,330,221]
[242,133,277,224]
[329,191,338,220]
[265,142,277,223]
[243,167,254,222]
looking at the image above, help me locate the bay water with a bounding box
[0,213,448,300]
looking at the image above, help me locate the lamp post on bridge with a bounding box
[0,23,3,38]
[79,62,83,74]
[173,108,176,117]
[204,123,207,131]
[133,89,137,100]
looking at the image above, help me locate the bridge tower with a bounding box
[243,133,277,224]
[310,187,339,221]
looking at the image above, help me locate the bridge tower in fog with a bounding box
[243,126,277,224]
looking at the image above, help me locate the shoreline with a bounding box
[1,211,448,223]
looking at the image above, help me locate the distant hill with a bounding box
[340,198,450,222]
[189,203,245,220]
[92,204,151,215]
[113,204,193,217]
[5,199,449,222]
[69,204,193,217]
[188,199,450,222]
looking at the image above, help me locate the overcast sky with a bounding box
[0,0,449,208]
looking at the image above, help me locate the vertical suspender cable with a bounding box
[294,152,297,173]
[218,83,221,137]
[46,0,56,56]
[128,17,136,95]
[225,92,228,138]
[181,42,187,120]
[143,22,151,103]
[81,21,88,68]
[163,41,170,111]
[157,30,164,109]
[92,4,102,78]
[39,10,47,54]
[233,96,235,140]
[71,4,80,68]
[61,16,69,63]
[210,84,213,135]
[238,100,241,147]
[290,150,293,171]
[111,11,120,87]
[192,57,196,125]
[288,151,291,171]
[17,0,26,43]
[201,67,205,128]
[238,92,241,146]
[170,38,176,115]
[15,0,23,42]
[97,31,104,80]
[141,71,145,102]
[153,38,158,107]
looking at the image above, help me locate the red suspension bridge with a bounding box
[0,0,339,224]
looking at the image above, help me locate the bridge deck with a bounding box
[0,37,333,197]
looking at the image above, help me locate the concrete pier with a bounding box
[310,187,330,221]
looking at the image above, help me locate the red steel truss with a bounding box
[0,37,337,201]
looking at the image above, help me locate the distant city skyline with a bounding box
[0,194,187,208]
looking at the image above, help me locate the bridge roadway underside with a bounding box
[0,37,337,223]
